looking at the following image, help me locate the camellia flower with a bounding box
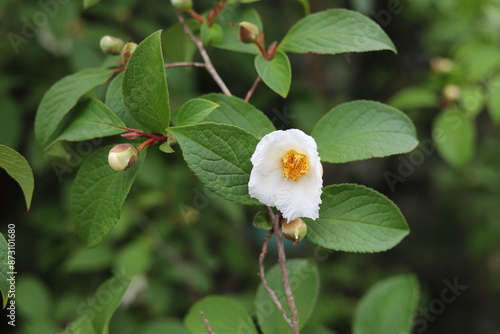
[249,129,323,221]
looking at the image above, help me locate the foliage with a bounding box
[1,0,499,333]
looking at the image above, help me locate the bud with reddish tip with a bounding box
[171,0,193,11]
[238,21,259,44]
[121,41,138,64]
[100,35,125,55]
[108,144,139,171]
[281,218,307,244]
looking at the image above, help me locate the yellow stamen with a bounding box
[281,150,309,181]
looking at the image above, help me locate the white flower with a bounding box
[249,129,323,221]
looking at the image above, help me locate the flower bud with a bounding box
[120,41,138,64]
[431,57,454,73]
[99,35,125,55]
[238,21,259,44]
[281,218,307,244]
[443,84,460,102]
[171,0,193,12]
[108,144,139,171]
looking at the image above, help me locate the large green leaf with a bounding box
[184,296,258,334]
[123,30,170,134]
[201,93,275,138]
[305,184,409,252]
[353,274,419,334]
[255,50,292,98]
[0,233,10,308]
[432,108,475,169]
[55,98,125,143]
[177,98,220,126]
[60,274,131,334]
[71,146,145,247]
[255,259,320,334]
[35,68,113,151]
[168,123,260,205]
[311,100,418,163]
[0,145,34,210]
[213,5,263,54]
[162,23,198,62]
[279,9,396,55]
[105,72,143,129]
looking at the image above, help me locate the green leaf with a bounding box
[123,30,170,134]
[255,259,319,334]
[162,23,198,62]
[488,74,500,124]
[388,87,437,110]
[201,22,223,46]
[253,211,272,230]
[184,296,258,334]
[213,5,263,54]
[0,233,10,308]
[35,68,113,151]
[17,276,52,319]
[83,0,101,9]
[168,123,260,205]
[311,100,418,163]
[302,324,338,334]
[58,275,130,333]
[279,9,396,55]
[177,98,220,126]
[0,145,34,210]
[201,93,275,138]
[86,275,131,333]
[140,319,190,334]
[71,146,145,247]
[296,0,310,15]
[304,184,409,252]
[353,274,419,334]
[105,73,143,129]
[432,108,475,169]
[255,51,292,98]
[460,85,484,119]
[55,98,125,143]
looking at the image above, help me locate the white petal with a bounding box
[275,161,323,221]
[248,167,284,206]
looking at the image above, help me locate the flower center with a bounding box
[281,150,309,181]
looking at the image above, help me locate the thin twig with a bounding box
[258,230,293,327]
[165,62,206,68]
[174,8,232,96]
[269,207,300,334]
[245,76,261,102]
[200,312,216,334]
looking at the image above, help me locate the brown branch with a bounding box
[174,8,232,96]
[269,207,300,334]
[245,76,261,102]
[258,229,293,327]
[200,312,216,334]
[165,62,206,69]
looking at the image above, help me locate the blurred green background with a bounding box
[1,0,500,333]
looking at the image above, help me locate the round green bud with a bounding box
[171,0,193,12]
[238,21,259,44]
[100,35,125,55]
[108,144,139,171]
[120,41,138,64]
[281,218,307,244]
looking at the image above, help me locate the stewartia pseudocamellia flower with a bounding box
[249,129,323,221]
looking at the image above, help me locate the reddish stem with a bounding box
[186,8,206,23]
[137,138,157,152]
[207,1,225,26]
